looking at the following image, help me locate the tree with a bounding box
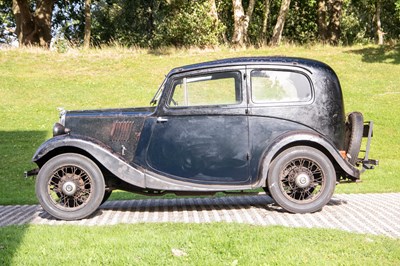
[317,0,327,43]
[0,0,14,44]
[270,0,291,46]
[231,0,255,46]
[231,0,246,46]
[83,0,91,48]
[11,0,55,47]
[375,0,383,45]
[209,0,218,22]
[261,0,271,43]
[243,0,255,43]
[327,0,343,45]
[397,0,400,18]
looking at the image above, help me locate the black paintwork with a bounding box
[32,57,361,193]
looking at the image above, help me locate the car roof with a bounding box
[168,56,330,76]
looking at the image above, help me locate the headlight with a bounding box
[53,123,66,136]
[53,122,70,137]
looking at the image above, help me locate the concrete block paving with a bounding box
[0,193,399,238]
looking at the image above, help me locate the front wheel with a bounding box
[36,153,105,220]
[267,146,336,213]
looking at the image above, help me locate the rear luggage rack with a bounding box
[358,121,379,173]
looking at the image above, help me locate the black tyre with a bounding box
[344,112,364,165]
[36,153,105,220]
[267,146,336,213]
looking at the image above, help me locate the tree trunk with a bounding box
[12,0,34,46]
[209,0,219,22]
[317,0,328,43]
[375,0,384,45]
[328,0,342,46]
[209,0,228,43]
[243,0,255,43]
[231,0,246,46]
[83,0,91,49]
[270,0,291,46]
[261,0,271,43]
[12,0,54,47]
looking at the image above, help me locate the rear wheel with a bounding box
[36,153,105,220]
[267,146,336,213]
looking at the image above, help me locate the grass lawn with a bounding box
[0,45,399,266]
[0,44,399,205]
[0,223,399,265]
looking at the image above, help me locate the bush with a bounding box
[152,2,225,48]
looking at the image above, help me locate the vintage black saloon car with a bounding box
[28,57,377,220]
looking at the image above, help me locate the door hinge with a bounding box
[246,153,250,161]
[245,108,249,115]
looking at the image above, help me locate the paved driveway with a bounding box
[0,193,399,238]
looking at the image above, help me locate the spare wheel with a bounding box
[344,112,364,165]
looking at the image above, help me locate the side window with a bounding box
[169,72,241,107]
[251,70,312,103]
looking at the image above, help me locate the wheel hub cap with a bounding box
[62,181,77,196]
[295,173,311,188]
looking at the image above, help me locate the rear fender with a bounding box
[255,131,360,187]
[33,134,145,188]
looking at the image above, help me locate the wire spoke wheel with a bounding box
[268,146,336,213]
[36,153,105,220]
[280,158,324,203]
[48,165,93,210]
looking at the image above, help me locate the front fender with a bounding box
[255,131,360,188]
[33,134,145,188]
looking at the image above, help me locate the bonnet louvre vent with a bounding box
[110,121,134,142]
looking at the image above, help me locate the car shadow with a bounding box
[345,44,400,64]
[0,130,48,266]
[34,194,349,224]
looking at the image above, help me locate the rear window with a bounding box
[251,70,312,103]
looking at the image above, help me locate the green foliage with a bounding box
[89,0,225,48]
[340,0,400,44]
[3,0,400,47]
[284,0,318,44]
[91,0,160,47]
[0,0,14,44]
[397,0,400,19]
[52,0,85,46]
[152,1,225,48]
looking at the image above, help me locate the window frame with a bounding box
[165,68,245,110]
[248,67,314,107]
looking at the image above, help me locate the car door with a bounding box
[246,66,315,180]
[145,68,251,185]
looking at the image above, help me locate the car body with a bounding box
[29,57,377,220]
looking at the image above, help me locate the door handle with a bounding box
[157,117,168,123]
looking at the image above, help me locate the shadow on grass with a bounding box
[346,44,400,64]
[0,130,47,266]
[0,225,30,266]
[0,130,48,203]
